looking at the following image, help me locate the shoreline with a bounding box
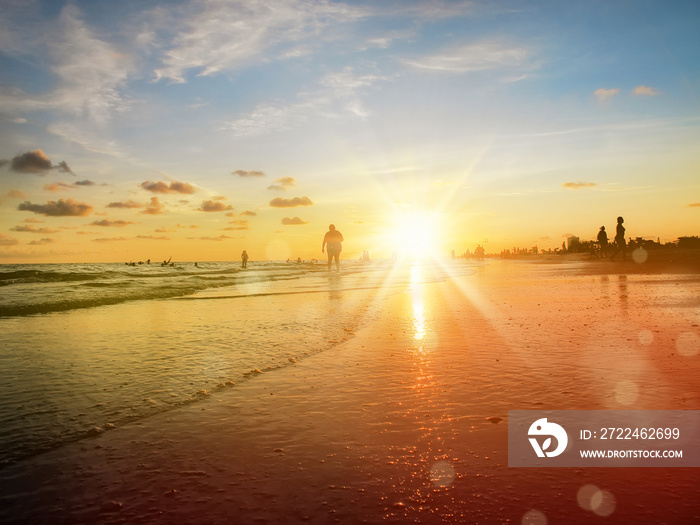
[1,260,698,523]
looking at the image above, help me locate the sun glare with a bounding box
[390,211,443,259]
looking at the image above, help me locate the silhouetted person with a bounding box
[241,250,249,268]
[322,224,344,271]
[597,226,608,258]
[610,216,626,261]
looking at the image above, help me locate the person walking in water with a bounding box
[610,216,626,261]
[322,224,344,271]
[241,250,249,268]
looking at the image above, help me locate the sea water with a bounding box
[0,259,471,469]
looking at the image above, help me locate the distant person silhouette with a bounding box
[241,250,249,268]
[597,226,608,258]
[322,224,344,271]
[610,217,626,261]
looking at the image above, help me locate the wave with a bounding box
[0,287,203,317]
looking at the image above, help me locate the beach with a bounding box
[1,258,699,524]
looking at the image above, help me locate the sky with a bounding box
[0,0,699,263]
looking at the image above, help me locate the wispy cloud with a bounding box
[224,219,250,231]
[223,67,385,136]
[195,235,234,242]
[233,169,266,178]
[0,234,19,247]
[50,5,133,122]
[562,181,597,189]
[401,40,529,73]
[153,0,366,83]
[0,6,132,123]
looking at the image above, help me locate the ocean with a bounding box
[0,259,469,470]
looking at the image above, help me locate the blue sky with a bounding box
[1,0,698,262]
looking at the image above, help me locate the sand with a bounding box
[1,259,699,524]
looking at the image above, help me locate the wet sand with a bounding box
[1,259,699,524]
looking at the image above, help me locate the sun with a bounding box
[388,210,443,259]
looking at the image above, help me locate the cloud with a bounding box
[140,180,196,194]
[136,235,169,241]
[75,179,95,186]
[0,234,20,246]
[224,219,250,231]
[688,203,700,208]
[223,67,385,136]
[10,225,60,234]
[50,5,133,122]
[0,5,132,126]
[18,198,93,216]
[562,181,597,189]
[240,210,257,216]
[233,169,266,178]
[93,236,128,243]
[56,160,74,175]
[91,219,136,227]
[44,182,75,192]
[28,238,55,246]
[7,190,26,199]
[141,197,165,215]
[632,85,659,96]
[153,0,365,83]
[268,176,297,191]
[401,41,529,73]
[10,150,53,174]
[269,196,313,208]
[197,200,234,212]
[281,216,308,225]
[108,200,143,209]
[6,149,77,176]
[594,88,619,101]
[196,235,234,242]
[0,160,8,169]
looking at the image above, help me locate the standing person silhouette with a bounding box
[610,217,626,261]
[322,224,344,271]
[597,226,608,258]
[241,250,249,268]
